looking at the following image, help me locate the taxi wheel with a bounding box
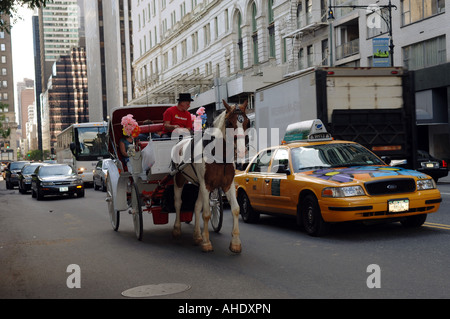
[301,194,330,237]
[238,191,259,223]
[400,214,427,227]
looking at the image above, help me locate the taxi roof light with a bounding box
[283,119,333,144]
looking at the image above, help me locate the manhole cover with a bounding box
[121,283,191,298]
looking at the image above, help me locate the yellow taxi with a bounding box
[235,120,442,236]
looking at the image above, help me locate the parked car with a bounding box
[235,120,442,236]
[18,163,48,194]
[416,150,448,182]
[389,150,448,182]
[93,159,113,192]
[31,164,84,200]
[5,161,31,189]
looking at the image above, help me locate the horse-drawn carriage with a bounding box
[105,105,223,240]
[105,102,249,252]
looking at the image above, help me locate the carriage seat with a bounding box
[139,123,164,134]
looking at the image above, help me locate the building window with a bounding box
[305,0,312,24]
[307,45,313,67]
[297,2,303,28]
[268,0,275,58]
[252,2,259,65]
[237,11,244,70]
[321,39,328,65]
[225,9,229,32]
[204,23,210,47]
[401,0,445,25]
[403,35,446,70]
[298,48,304,70]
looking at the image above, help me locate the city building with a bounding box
[83,0,134,121]
[35,0,89,154]
[0,14,18,161]
[41,47,89,152]
[129,0,450,159]
[16,78,35,139]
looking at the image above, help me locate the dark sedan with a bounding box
[18,163,48,194]
[416,150,448,182]
[5,161,30,189]
[31,164,85,200]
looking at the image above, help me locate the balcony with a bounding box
[335,38,359,60]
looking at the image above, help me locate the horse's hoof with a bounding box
[201,243,214,252]
[193,236,203,246]
[229,243,242,254]
[172,229,181,239]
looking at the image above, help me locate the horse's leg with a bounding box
[172,173,184,238]
[199,183,213,252]
[225,182,242,253]
[193,192,203,245]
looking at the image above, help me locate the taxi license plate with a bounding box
[60,187,69,192]
[388,199,409,213]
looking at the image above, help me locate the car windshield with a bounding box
[39,165,74,177]
[11,162,28,170]
[291,143,385,173]
[22,165,40,174]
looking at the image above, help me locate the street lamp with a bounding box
[327,0,397,67]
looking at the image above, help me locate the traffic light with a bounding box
[5,142,9,149]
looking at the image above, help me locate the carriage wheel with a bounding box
[210,188,223,233]
[131,181,144,241]
[107,177,120,231]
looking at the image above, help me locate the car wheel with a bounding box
[94,180,99,190]
[238,190,259,223]
[101,179,106,192]
[77,190,85,198]
[301,194,330,237]
[400,214,427,227]
[31,188,36,198]
[6,179,11,189]
[36,189,44,201]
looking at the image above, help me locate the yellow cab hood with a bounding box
[299,165,429,185]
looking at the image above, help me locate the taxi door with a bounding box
[262,148,296,215]
[243,149,273,211]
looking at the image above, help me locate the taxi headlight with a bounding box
[417,179,436,190]
[322,186,365,198]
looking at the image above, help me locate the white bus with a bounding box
[56,122,109,184]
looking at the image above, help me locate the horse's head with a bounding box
[222,100,250,162]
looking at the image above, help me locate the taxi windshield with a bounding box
[291,143,384,173]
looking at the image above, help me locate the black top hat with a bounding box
[177,93,194,102]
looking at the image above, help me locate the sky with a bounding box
[10,7,35,118]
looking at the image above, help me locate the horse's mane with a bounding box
[212,109,227,136]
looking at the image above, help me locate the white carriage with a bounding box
[105,105,223,240]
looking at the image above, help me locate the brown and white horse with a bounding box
[171,100,249,253]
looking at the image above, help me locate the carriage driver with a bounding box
[161,93,194,138]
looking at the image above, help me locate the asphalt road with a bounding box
[1,178,450,302]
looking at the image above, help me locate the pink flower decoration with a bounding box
[121,114,140,137]
[196,107,205,116]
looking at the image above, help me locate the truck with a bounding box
[254,67,417,169]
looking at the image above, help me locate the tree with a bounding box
[0,102,11,140]
[0,0,49,32]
